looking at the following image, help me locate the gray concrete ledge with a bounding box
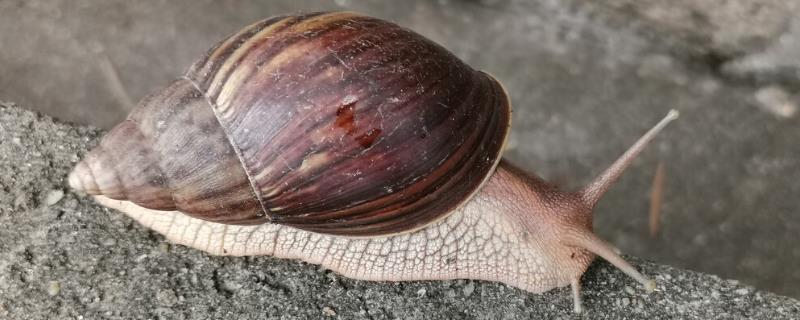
[1,102,798,319]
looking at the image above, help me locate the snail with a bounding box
[68,11,678,313]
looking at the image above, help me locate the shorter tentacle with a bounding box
[562,229,656,291]
[571,278,583,314]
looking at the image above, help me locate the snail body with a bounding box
[69,12,677,313]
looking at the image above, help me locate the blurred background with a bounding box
[1,0,798,298]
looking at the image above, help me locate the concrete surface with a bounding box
[1,0,799,300]
[2,102,799,319]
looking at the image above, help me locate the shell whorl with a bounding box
[70,12,511,236]
[69,79,266,224]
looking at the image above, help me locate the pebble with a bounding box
[47,280,61,296]
[416,288,427,297]
[222,280,243,293]
[445,289,457,298]
[44,189,64,206]
[754,86,797,118]
[734,288,750,295]
[621,297,630,307]
[463,281,475,297]
[101,238,117,247]
[156,289,178,306]
[322,306,337,316]
[624,286,635,295]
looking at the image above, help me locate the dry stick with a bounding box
[649,162,665,238]
[97,50,134,111]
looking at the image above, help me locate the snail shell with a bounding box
[69,12,511,236]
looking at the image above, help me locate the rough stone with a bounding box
[1,103,799,319]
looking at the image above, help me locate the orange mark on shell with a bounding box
[357,128,382,148]
[335,102,356,135]
[334,101,382,149]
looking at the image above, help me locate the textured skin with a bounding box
[93,160,595,293]
[70,11,511,236]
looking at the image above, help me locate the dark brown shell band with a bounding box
[185,12,511,236]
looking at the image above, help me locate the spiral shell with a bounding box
[69,12,511,236]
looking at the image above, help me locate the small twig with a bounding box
[648,162,666,238]
[97,49,134,111]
